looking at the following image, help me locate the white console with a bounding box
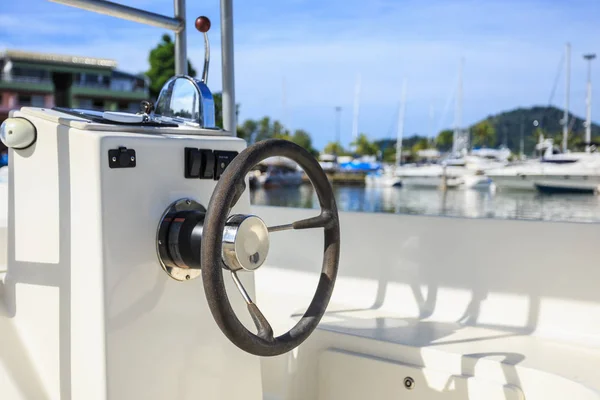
[3,107,263,399]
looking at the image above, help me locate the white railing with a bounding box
[74,82,148,93]
[0,75,52,85]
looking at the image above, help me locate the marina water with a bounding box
[250,185,600,223]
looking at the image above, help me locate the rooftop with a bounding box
[0,50,117,69]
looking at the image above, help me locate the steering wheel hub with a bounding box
[223,214,270,271]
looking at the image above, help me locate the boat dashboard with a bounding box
[12,106,233,137]
[52,107,180,128]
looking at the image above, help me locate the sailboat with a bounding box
[365,79,406,187]
[488,43,600,193]
[394,59,509,190]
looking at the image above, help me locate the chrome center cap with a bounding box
[222,215,270,271]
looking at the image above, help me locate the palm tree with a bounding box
[351,133,378,156]
[472,120,496,147]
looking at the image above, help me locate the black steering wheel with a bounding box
[201,139,340,356]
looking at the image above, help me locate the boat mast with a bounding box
[428,104,435,137]
[584,53,596,153]
[520,113,525,159]
[562,42,571,153]
[395,79,407,166]
[335,106,342,155]
[351,74,361,152]
[453,57,464,155]
[282,77,288,130]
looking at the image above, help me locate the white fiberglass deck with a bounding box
[254,206,600,399]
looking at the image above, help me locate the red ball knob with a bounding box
[195,16,211,33]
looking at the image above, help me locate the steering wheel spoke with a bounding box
[230,270,253,304]
[268,212,333,233]
[247,303,274,341]
[230,271,274,341]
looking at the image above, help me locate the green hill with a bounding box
[472,106,600,154]
[367,106,600,161]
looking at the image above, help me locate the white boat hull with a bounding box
[493,174,600,192]
[400,176,446,188]
[489,154,600,192]
[399,175,491,190]
[491,175,536,190]
[364,174,402,187]
[462,174,493,189]
[249,171,303,188]
[396,164,494,190]
[258,172,303,188]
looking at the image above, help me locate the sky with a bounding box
[1,0,600,150]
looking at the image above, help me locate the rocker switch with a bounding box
[185,148,202,178]
[199,149,215,179]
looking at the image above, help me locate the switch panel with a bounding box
[214,150,238,180]
[184,148,238,180]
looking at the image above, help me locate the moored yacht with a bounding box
[317,153,338,172]
[489,43,600,194]
[365,164,402,187]
[248,156,303,189]
[488,139,600,192]
[397,147,510,190]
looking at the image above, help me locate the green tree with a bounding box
[212,93,241,129]
[213,92,223,128]
[351,133,378,156]
[146,34,197,98]
[237,119,258,142]
[382,147,396,163]
[238,117,291,143]
[291,129,318,156]
[436,129,454,151]
[291,129,311,149]
[411,138,430,154]
[324,142,346,155]
[271,121,289,140]
[255,117,272,142]
[534,127,547,140]
[472,120,496,147]
[568,132,584,149]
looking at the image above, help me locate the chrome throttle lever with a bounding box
[195,16,211,84]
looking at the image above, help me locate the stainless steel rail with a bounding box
[48,0,182,31]
[173,0,187,76]
[220,0,236,132]
[48,0,186,75]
